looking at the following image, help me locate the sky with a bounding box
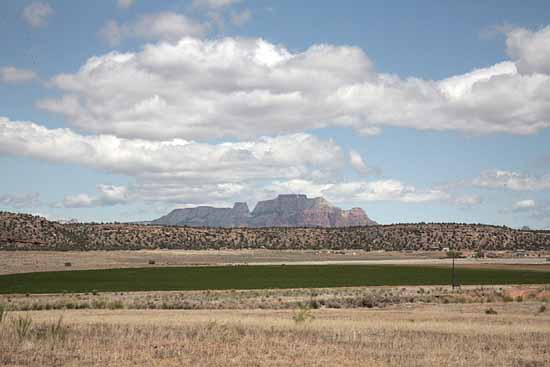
[1,0,550,228]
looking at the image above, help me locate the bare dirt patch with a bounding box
[1,249,548,275]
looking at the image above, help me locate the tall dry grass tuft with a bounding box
[12,314,33,339]
[0,304,5,324]
[47,316,69,343]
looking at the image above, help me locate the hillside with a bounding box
[152,194,377,227]
[1,211,550,251]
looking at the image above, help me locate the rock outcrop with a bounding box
[152,194,376,227]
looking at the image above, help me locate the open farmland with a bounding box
[1,265,549,294]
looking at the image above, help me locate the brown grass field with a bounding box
[1,302,549,366]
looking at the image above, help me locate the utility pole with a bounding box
[451,248,455,291]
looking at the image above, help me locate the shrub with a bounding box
[148,260,156,265]
[485,308,498,315]
[91,299,107,309]
[108,300,124,310]
[538,304,546,314]
[64,262,72,267]
[293,304,314,324]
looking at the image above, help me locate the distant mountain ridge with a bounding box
[151,194,377,228]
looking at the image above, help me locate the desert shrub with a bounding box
[148,260,156,265]
[293,304,314,324]
[91,299,107,309]
[485,308,498,315]
[515,296,523,302]
[107,300,124,310]
[64,262,72,267]
[308,299,320,309]
[12,314,33,339]
[538,304,546,314]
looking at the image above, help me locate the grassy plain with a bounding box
[1,303,549,367]
[1,264,549,294]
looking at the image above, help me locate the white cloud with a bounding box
[230,9,251,26]
[117,0,135,9]
[61,185,130,208]
[265,179,450,205]
[0,116,343,186]
[514,199,537,210]
[99,12,208,46]
[0,67,37,84]
[473,170,550,191]
[1,116,471,208]
[22,2,53,28]
[0,193,41,208]
[62,193,95,208]
[450,194,483,208]
[40,31,550,140]
[349,150,369,175]
[192,0,241,9]
[505,199,550,225]
[506,26,550,74]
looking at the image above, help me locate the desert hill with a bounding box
[1,211,550,252]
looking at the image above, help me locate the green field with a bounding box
[0,265,549,294]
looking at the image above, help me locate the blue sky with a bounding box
[1,0,550,227]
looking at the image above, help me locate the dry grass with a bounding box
[1,303,549,366]
[3,285,549,312]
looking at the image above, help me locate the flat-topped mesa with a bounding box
[152,194,377,228]
[232,202,250,216]
[251,194,322,216]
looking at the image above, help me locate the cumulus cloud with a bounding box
[1,116,477,208]
[506,26,550,74]
[0,116,343,186]
[61,185,130,208]
[40,29,550,140]
[117,0,135,9]
[0,193,41,208]
[22,2,53,28]
[472,170,550,191]
[0,67,37,84]
[99,12,208,46]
